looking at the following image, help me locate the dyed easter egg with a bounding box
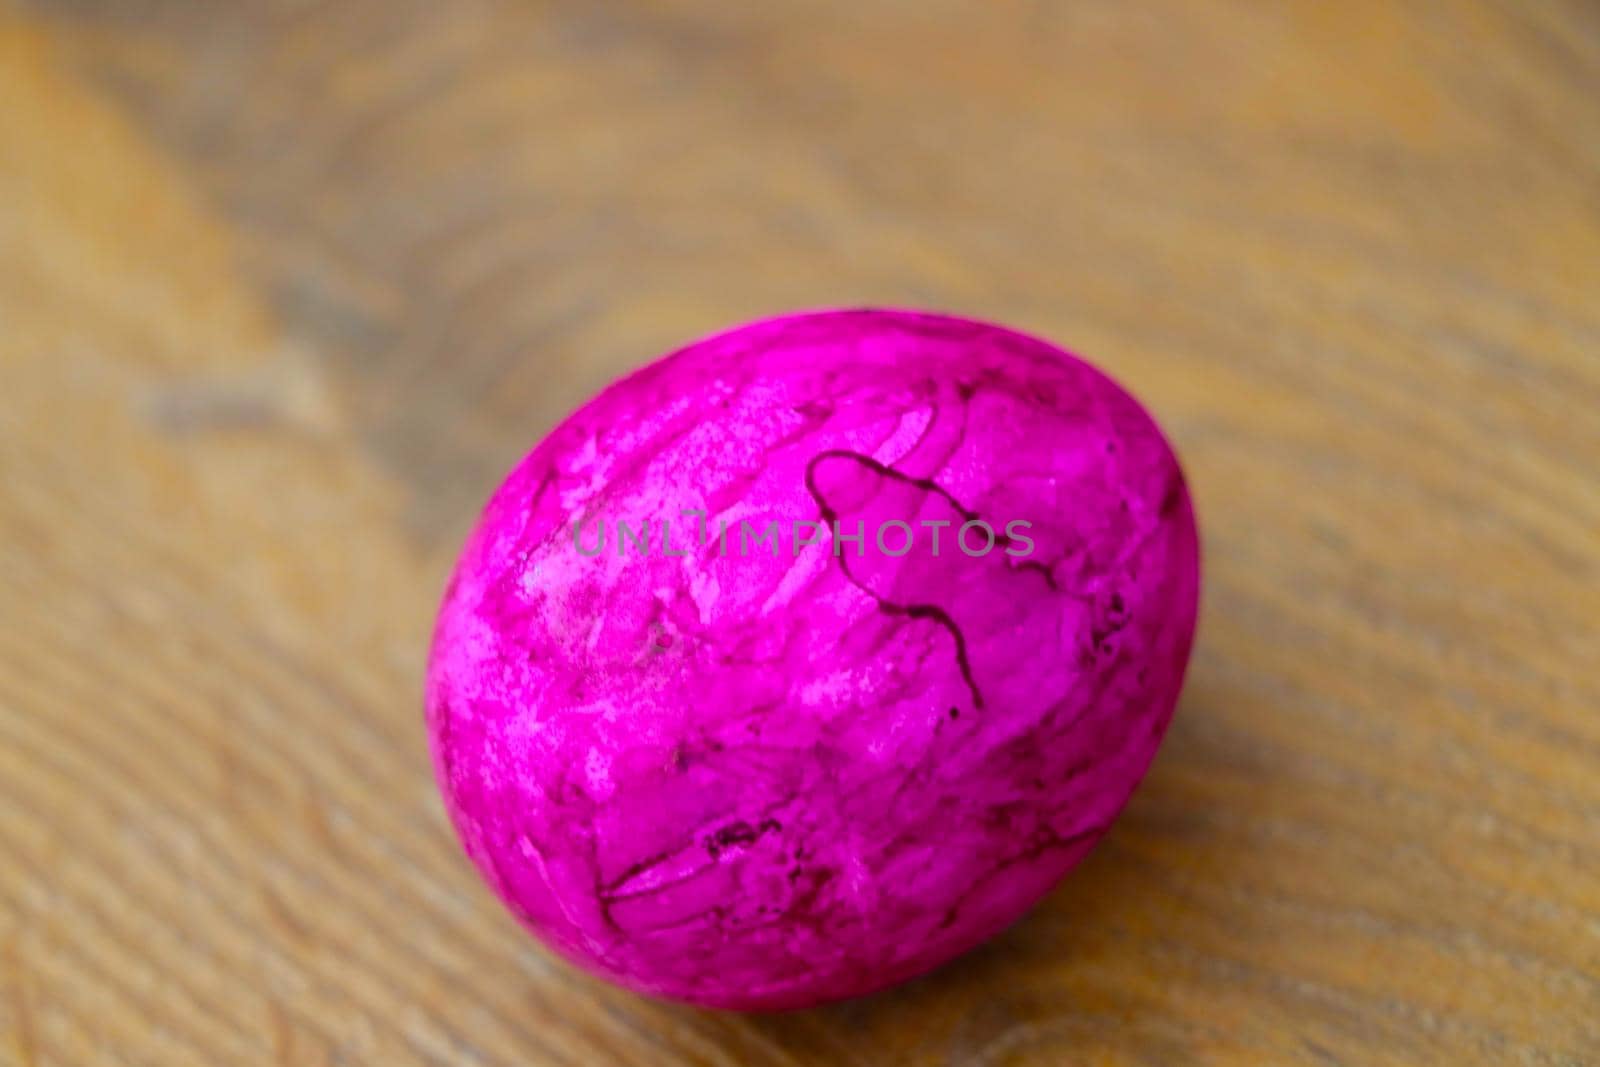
[425,309,1199,1009]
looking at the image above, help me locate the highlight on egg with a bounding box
[425,309,1200,1009]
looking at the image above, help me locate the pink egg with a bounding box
[426,309,1199,1009]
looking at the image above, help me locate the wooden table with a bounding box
[2,2,1596,1063]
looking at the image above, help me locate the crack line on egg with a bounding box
[802,448,1005,710]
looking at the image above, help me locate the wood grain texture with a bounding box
[1,1,1596,1064]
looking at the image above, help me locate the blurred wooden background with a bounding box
[2,1,1597,1064]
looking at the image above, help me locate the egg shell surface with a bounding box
[426,309,1200,1009]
